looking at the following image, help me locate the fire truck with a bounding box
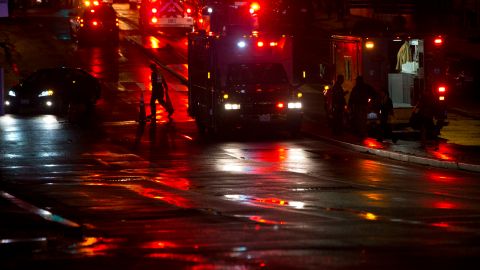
[138,0,199,32]
[324,34,448,134]
[188,31,303,136]
[196,1,261,33]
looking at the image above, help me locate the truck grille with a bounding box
[242,102,280,114]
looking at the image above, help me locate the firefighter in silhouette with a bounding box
[149,63,173,123]
[331,74,347,135]
[348,76,375,138]
[377,90,397,143]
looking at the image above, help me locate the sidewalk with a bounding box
[300,84,480,173]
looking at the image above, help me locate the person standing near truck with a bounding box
[331,74,347,135]
[348,76,374,138]
[149,63,173,123]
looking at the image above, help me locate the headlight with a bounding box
[8,90,16,97]
[288,102,302,109]
[38,90,54,97]
[225,103,241,110]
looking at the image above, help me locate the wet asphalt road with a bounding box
[1,5,480,269]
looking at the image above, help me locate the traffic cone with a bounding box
[138,91,147,124]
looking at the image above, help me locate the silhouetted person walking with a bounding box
[377,90,397,142]
[149,63,172,123]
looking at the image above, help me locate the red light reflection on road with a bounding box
[147,253,205,263]
[71,237,119,256]
[359,160,384,182]
[433,201,457,209]
[249,216,285,225]
[127,185,192,208]
[432,222,450,228]
[84,183,192,208]
[153,177,190,190]
[252,195,305,209]
[363,193,384,201]
[427,172,457,183]
[255,197,288,206]
[143,240,178,249]
[363,138,384,149]
[431,150,454,161]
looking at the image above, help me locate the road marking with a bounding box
[0,191,81,228]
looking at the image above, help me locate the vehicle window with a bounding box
[227,63,288,84]
[25,70,57,85]
[83,5,116,21]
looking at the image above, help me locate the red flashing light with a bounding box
[152,8,157,13]
[186,8,192,14]
[90,9,95,13]
[434,37,443,46]
[276,102,284,109]
[257,41,264,47]
[437,85,446,101]
[92,20,98,26]
[269,41,278,47]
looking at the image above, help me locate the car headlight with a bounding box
[8,90,16,97]
[38,90,54,97]
[288,102,302,109]
[224,103,241,110]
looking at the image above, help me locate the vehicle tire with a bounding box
[85,101,95,116]
[207,115,226,140]
[5,106,16,114]
[196,117,206,135]
[55,99,69,116]
[289,123,302,138]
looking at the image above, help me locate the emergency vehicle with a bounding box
[138,0,198,32]
[187,30,302,135]
[196,1,261,33]
[324,34,448,133]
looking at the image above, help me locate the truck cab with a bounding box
[187,30,303,136]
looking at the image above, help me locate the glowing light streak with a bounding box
[360,212,378,220]
[249,216,285,225]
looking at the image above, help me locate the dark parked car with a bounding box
[4,67,101,115]
[70,3,119,44]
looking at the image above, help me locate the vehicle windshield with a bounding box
[227,63,289,85]
[24,69,61,85]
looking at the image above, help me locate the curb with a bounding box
[308,129,480,173]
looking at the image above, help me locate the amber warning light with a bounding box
[250,2,260,14]
[365,41,374,49]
